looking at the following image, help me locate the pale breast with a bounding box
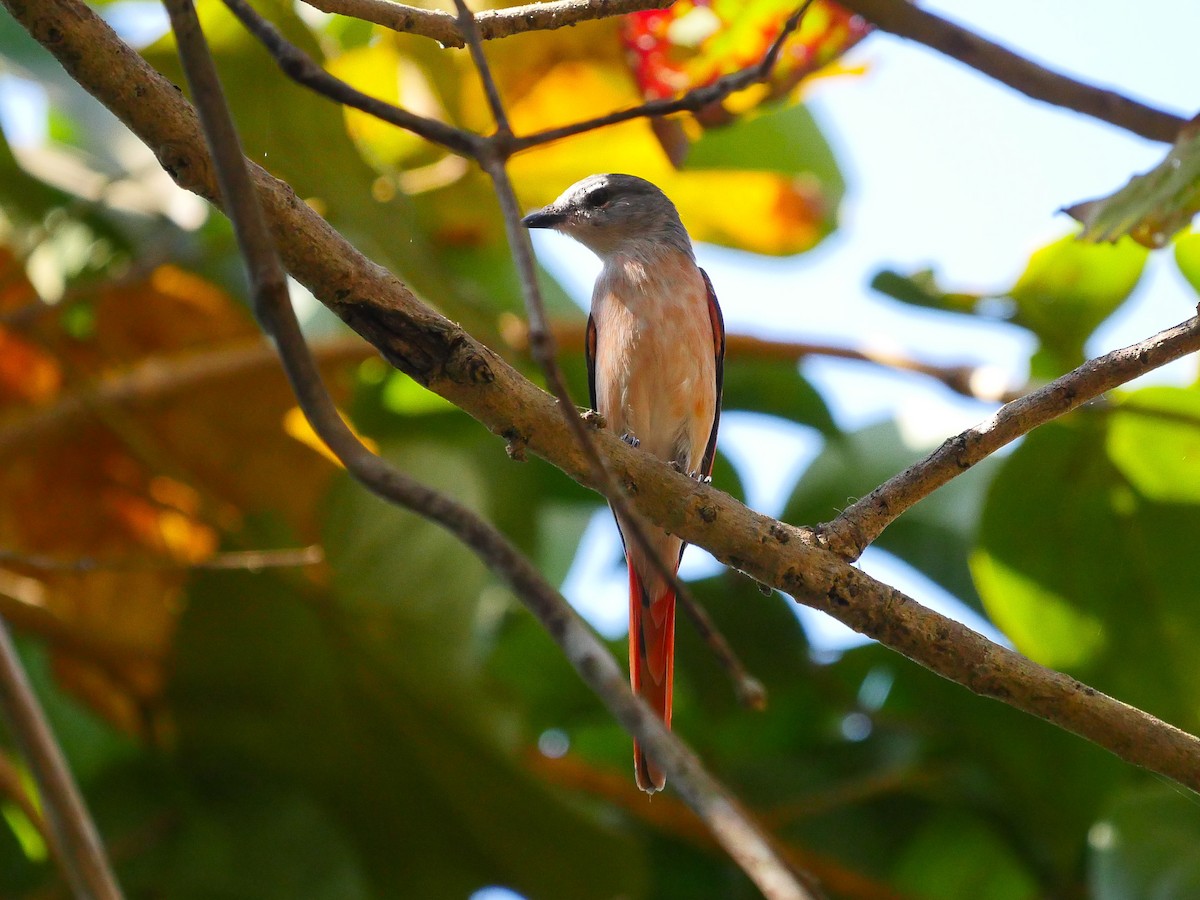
[591,251,717,473]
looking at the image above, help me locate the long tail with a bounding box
[629,562,676,794]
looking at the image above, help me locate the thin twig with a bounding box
[838,0,1187,143]
[0,336,369,456]
[303,0,672,49]
[506,0,816,154]
[219,0,480,157]
[0,616,122,899]
[0,545,324,573]
[21,0,1200,808]
[451,0,511,138]
[820,315,1200,560]
[163,1,808,896]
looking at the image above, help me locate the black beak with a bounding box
[521,209,564,229]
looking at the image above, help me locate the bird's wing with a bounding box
[585,311,598,414]
[699,268,725,479]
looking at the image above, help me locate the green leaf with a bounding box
[972,420,1200,731]
[721,356,838,436]
[870,268,985,316]
[321,440,490,678]
[784,420,999,613]
[687,103,845,208]
[1107,385,1200,504]
[1089,782,1200,900]
[151,786,372,900]
[1173,227,1200,295]
[1007,233,1148,375]
[874,234,1149,376]
[802,642,1124,889]
[171,569,648,899]
[1067,120,1200,247]
[891,813,1039,900]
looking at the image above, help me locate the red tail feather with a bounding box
[629,563,676,794]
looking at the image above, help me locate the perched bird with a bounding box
[523,174,725,793]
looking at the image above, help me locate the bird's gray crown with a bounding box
[521,173,693,260]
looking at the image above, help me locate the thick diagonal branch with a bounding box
[11,0,1200,802]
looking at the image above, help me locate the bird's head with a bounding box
[521,174,692,260]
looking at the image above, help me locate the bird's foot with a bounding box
[670,460,711,483]
[620,433,640,448]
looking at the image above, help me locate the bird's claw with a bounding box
[669,460,711,483]
[620,433,640,448]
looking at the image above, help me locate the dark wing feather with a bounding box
[585,312,598,413]
[699,268,725,479]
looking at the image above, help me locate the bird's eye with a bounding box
[585,187,611,208]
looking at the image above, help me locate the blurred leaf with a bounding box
[325,38,440,172]
[321,440,489,678]
[829,642,1123,892]
[1088,781,1200,900]
[870,268,985,316]
[891,812,1039,900]
[784,420,999,613]
[0,128,74,227]
[0,257,349,732]
[172,567,648,899]
[874,234,1148,377]
[621,1,869,102]
[1174,227,1200,295]
[686,103,845,207]
[1067,118,1200,247]
[131,782,373,900]
[1107,385,1200,504]
[721,356,837,436]
[972,419,1200,731]
[1008,233,1147,375]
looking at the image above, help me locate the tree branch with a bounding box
[819,315,1200,560]
[13,0,1200,820]
[303,0,671,49]
[162,0,807,896]
[0,336,369,456]
[0,545,324,573]
[838,0,1188,143]
[502,316,1023,403]
[0,616,122,898]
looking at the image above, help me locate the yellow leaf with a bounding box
[507,62,826,255]
[326,38,443,169]
[283,404,378,465]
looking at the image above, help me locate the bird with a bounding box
[522,174,725,793]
